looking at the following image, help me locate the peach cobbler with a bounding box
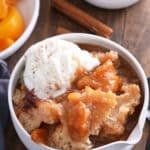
[13,39,141,150]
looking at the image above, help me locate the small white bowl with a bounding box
[84,0,139,9]
[8,33,149,150]
[0,0,40,59]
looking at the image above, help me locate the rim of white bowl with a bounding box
[8,33,149,150]
[0,0,40,59]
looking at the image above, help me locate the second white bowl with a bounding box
[0,0,40,59]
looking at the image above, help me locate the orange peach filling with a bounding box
[65,87,117,142]
[77,60,121,92]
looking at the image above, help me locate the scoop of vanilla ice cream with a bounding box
[23,38,100,99]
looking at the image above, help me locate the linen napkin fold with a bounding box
[0,59,10,150]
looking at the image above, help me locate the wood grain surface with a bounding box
[5,0,150,149]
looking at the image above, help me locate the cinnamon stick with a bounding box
[55,26,71,35]
[52,0,113,38]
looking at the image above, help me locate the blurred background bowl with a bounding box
[84,0,139,9]
[0,0,40,59]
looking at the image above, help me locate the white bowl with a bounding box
[0,0,40,59]
[8,33,149,150]
[84,0,139,9]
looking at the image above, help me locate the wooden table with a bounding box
[5,0,150,149]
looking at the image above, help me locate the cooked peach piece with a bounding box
[31,128,49,145]
[66,87,117,142]
[66,95,90,142]
[0,0,8,20]
[77,61,121,92]
[100,84,140,139]
[0,6,24,40]
[6,0,18,5]
[0,38,14,51]
[97,51,118,64]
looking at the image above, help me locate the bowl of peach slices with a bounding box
[8,33,149,150]
[0,0,39,59]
